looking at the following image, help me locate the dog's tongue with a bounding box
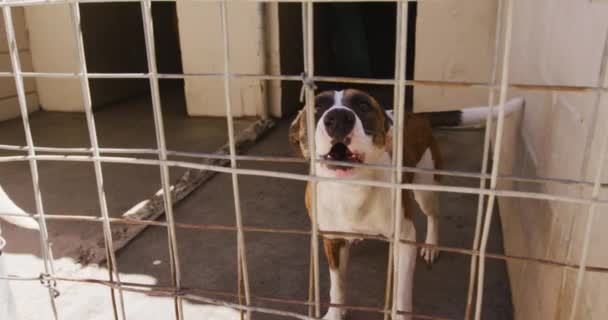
[328,143,351,160]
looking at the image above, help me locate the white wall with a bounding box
[496,1,608,319]
[23,2,276,117]
[24,5,83,112]
[24,4,152,112]
[0,7,39,121]
[176,2,268,117]
[414,1,608,318]
[414,0,497,112]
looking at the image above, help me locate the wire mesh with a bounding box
[0,0,606,320]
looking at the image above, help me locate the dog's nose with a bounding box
[324,108,355,142]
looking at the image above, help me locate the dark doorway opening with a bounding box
[79,2,184,109]
[279,2,417,116]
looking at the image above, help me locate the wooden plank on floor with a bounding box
[77,118,275,265]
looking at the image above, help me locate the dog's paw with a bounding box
[420,246,439,265]
[322,307,345,320]
[420,234,439,265]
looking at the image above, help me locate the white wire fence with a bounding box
[0,0,607,320]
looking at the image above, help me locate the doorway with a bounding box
[279,2,417,115]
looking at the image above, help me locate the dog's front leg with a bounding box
[394,218,416,320]
[322,238,351,320]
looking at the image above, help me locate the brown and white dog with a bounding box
[289,89,523,320]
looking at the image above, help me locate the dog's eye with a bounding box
[359,103,370,112]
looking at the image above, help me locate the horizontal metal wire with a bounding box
[0,144,604,189]
[0,273,448,320]
[0,153,606,206]
[1,209,608,274]
[0,71,605,94]
[1,1,604,318]
[0,0,504,9]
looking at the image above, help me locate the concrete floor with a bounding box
[0,89,252,268]
[1,107,513,319]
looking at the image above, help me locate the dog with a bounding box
[289,89,523,320]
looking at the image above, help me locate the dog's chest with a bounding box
[316,180,393,238]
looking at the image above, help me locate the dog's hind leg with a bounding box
[322,238,350,320]
[395,218,417,320]
[413,148,440,264]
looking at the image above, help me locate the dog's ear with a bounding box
[288,110,302,157]
[384,123,393,158]
[383,109,394,156]
[369,101,393,147]
[384,109,393,133]
[289,109,309,159]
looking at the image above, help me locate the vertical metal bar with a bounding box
[390,1,408,319]
[260,2,273,121]
[307,249,314,317]
[139,1,184,318]
[218,2,252,319]
[300,2,317,317]
[473,0,515,319]
[236,247,245,320]
[568,29,608,320]
[464,0,504,318]
[68,3,126,319]
[1,5,59,319]
[382,243,393,320]
[301,0,320,317]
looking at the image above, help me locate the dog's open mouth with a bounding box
[323,143,363,172]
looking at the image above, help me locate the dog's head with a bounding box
[289,89,392,178]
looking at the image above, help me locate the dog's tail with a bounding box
[0,186,39,230]
[427,97,525,128]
